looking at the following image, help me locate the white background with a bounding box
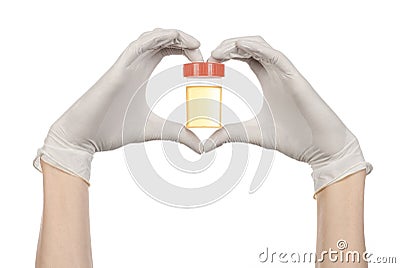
[1,0,399,267]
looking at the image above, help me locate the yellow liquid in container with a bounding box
[186,85,222,128]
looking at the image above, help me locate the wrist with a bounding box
[33,131,93,183]
[310,135,372,197]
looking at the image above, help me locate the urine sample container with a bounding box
[183,62,225,128]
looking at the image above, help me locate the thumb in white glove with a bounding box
[204,36,372,196]
[34,28,204,183]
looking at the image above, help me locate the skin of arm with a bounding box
[35,160,93,268]
[315,170,367,268]
[35,159,367,268]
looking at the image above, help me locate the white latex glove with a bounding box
[34,28,203,183]
[205,36,372,195]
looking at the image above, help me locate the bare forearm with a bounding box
[315,170,367,268]
[36,160,93,268]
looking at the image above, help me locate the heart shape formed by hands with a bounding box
[34,28,371,196]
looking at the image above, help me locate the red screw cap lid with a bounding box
[183,62,225,77]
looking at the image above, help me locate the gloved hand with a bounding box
[34,28,203,184]
[204,36,372,195]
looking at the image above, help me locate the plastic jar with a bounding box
[183,62,225,128]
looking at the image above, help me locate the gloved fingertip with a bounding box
[186,142,203,154]
[203,138,218,153]
[199,142,204,154]
[185,49,204,62]
[210,49,224,61]
[191,140,203,154]
[207,56,220,63]
[179,127,203,154]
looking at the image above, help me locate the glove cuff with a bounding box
[311,138,372,197]
[33,132,93,184]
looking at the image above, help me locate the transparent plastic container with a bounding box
[183,62,225,128]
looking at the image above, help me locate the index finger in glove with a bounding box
[125,28,203,63]
[209,37,294,74]
[208,36,269,63]
[235,40,295,74]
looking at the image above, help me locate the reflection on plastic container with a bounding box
[183,62,225,128]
